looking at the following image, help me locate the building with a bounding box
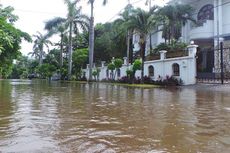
[133,0,230,75]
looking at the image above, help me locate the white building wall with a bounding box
[84,45,198,85]
[222,0,230,35]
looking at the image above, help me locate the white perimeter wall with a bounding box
[84,45,198,85]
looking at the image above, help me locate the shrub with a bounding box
[118,76,129,83]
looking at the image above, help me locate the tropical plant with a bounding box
[107,62,115,79]
[88,0,108,81]
[126,7,158,83]
[37,63,57,80]
[0,5,18,23]
[114,4,134,63]
[114,58,123,77]
[72,48,88,79]
[45,0,89,80]
[92,68,100,81]
[30,32,52,65]
[157,4,195,44]
[132,59,142,76]
[45,17,67,68]
[0,5,31,78]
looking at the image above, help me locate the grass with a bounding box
[61,80,159,88]
[100,82,159,88]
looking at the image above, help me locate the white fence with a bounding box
[84,44,198,85]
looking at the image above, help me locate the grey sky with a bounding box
[1,0,167,55]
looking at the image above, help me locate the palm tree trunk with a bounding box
[68,21,73,80]
[60,33,64,68]
[126,30,130,65]
[149,33,152,53]
[39,46,43,66]
[140,41,145,84]
[89,0,95,81]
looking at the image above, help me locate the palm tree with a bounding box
[30,32,52,65]
[45,17,66,68]
[45,0,89,80]
[88,0,107,81]
[127,7,158,83]
[114,4,134,65]
[157,4,195,44]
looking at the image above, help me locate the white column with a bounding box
[214,0,223,47]
[159,50,167,60]
[214,0,218,47]
[187,44,198,57]
[218,0,223,36]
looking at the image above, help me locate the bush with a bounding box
[154,41,187,52]
[117,76,129,83]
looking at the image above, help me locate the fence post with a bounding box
[220,41,224,84]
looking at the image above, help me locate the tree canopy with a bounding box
[0,5,31,78]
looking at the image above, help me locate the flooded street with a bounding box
[0,80,230,153]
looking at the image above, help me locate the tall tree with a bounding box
[88,0,108,81]
[45,0,89,79]
[114,4,134,64]
[0,5,31,78]
[45,17,66,68]
[157,4,195,44]
[31,32,52,65]
[127,7,157,83]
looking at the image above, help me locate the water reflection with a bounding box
[0,80,230,152]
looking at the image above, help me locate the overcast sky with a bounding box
[1,0,168,55]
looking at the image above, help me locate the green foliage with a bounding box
[114,58,123,69]
[94,22,127,62]
[0,7,31,78]
[157,4,195,44]
[133,59,142,72]
[154,41,187,52]
[108,63,115,71]
[37,63,57,79]
[126,69,133,77]
[72,48,88,79]
[0,5,19,23]
[9,56,31,79]
[153,43,170,52]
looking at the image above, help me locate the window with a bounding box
[148,65,154,77]
[172,63,180,76]
[197,4,214,22]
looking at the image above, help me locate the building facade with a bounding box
[133,0,230,74]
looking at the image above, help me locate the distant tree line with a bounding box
[0,1,194,82]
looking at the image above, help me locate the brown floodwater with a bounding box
[0,80,230,153]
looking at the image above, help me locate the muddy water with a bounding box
[0,80,230,153]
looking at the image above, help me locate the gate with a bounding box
[196,44,230,84]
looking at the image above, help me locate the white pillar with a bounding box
[159,50,167,60]
[123,57,127,65]
[214,0,223,47]
[187,44,198,84]
[187,44,198,57]
[101,61,105,68]
[218,0,223,36]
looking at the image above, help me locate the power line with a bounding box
[107,0,146,22]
